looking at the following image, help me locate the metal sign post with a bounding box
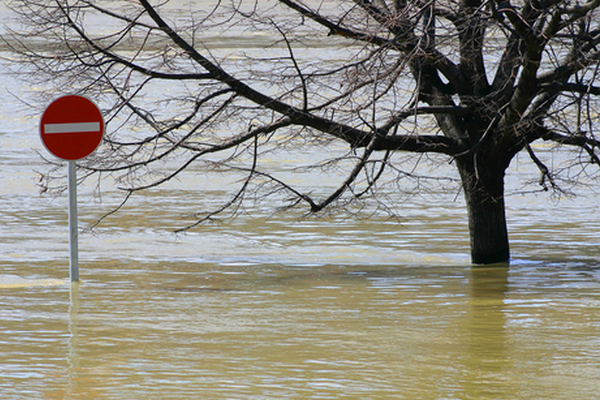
[68,161,79,282]
[40,95,104,282]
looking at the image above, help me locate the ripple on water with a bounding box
[0,275,66,289]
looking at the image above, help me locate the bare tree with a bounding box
[8,0,600,263]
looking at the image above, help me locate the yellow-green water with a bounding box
[1,2,600,397]
[1,260,599,399]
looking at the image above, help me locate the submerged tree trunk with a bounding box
[457,158,510,264]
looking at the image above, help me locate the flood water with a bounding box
[1,2,600,399]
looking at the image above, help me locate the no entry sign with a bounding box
[40,95,104,160]
[39,95,105,282]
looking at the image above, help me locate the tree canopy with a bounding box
[8,0,600,263]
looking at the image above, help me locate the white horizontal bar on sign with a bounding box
[44,122,101,134]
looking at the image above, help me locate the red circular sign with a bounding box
[40,95,104,160]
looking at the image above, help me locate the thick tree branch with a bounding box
[457,0,490,96]
[278,0,463,90]
[372,134,464,153]
[138,0,377,147]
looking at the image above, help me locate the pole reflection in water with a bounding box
[67,283,80,397]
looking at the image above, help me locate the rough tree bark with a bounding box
[458,158,510,264]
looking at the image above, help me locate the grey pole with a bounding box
[68,160,79,282]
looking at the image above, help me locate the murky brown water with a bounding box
[2,258,600,399]
[2,2,600,398]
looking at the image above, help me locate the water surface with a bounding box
[1,2,600,398]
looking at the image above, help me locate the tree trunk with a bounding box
[458,159,510,264]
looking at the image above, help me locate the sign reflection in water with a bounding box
[0,2,599,398]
